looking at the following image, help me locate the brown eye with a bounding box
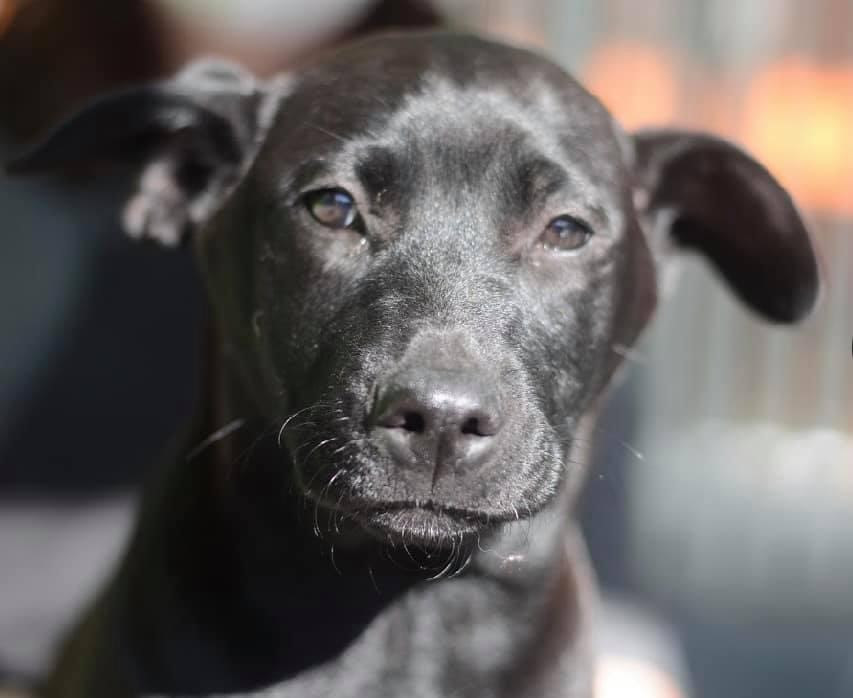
[304,188,360,229]
[540,215,593,252]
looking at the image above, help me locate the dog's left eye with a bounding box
[539,215,593,252]
[304,188,361,230]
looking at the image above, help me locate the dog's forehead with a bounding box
[257,33,627,192]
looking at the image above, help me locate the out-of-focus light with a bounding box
[156,0,371,40]
[480,15,547,50]
[582,41,679,129]
[742,57,853,217]
[596,657,684,698]
[0,0,17,38]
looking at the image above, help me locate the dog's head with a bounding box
[9,33,818,546]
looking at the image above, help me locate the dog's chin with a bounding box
[360,506,482,547]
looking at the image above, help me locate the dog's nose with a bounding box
[370,369,503,479]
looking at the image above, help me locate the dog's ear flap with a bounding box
[6,59,285,246]
[632,130,820,323]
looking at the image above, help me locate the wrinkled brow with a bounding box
[355,145,398,199]
[501,158,569,215]
[287,159,333,193]
[353,144,420,213]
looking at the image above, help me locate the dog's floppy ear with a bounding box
[6,59,285,246]
[632,130,820,323]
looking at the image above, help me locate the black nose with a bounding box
[370,369,504,483]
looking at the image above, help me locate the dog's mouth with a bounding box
[286,422,563,548]
[323,497,493,545]
[281,382,564,548]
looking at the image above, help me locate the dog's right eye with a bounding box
[303,188,361,230]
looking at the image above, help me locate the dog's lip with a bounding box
[357,504,482,544]
[353,499,489,523]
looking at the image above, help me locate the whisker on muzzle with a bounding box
[185,418,248,462]
[276,401,337,450]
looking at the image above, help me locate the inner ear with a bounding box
[6,59,287,246]
[632,129,820,324]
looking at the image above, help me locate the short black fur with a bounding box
[8,31,819,698]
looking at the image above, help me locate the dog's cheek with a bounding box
[250,222,357,401]
[601,223,657,382]
[521,271,615,429]
[194,188,292,414]
[257,272,330,408]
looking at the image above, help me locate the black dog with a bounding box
[10,31,818,698]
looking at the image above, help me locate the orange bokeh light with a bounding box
[582,41,679,129]
[584,42,852,217]
[0,0,17,37]
[742,57,853,217]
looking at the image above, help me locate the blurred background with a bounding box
[0,1,850,696]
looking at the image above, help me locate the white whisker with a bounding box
[185,418,246,462]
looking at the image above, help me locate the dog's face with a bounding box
[231,37,655,541]
[9,33,818,546]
